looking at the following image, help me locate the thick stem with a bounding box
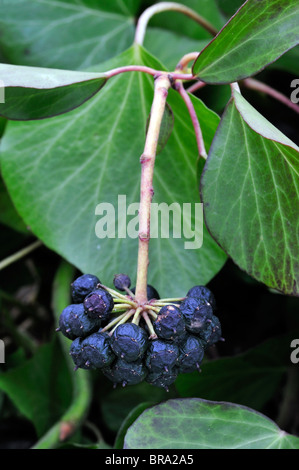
[242,78,299,114]
[134,2,218,46]
[174,81,207,159]
[134,75,172,303]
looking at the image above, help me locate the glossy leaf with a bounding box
[0,178,28,233]
[0,45,227,298]
[124,398,299,449]
[201,89,299,295]
[193,0,299,83]
[0,0,141,70]
[0,64,106,120]
[114,402,153,449]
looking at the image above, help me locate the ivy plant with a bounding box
[0,0,298,450]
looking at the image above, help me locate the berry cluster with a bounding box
[57,273,223,391]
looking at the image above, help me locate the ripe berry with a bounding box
[180,296,213,334]
[113,273,131,291]
[103,358,148,387]
[80,332,115,369]
[145,339,179,373]
[199,315,222,347]
[146,368,178,391]
[187,285,216,310]
[58,303,101,339]
[83,288,113,321]
[178,335,204,373]
[153,305,186,341]
[69,337,88,370]
[131,284,160,300]
[111,323,148,362]
[71,274,100,303]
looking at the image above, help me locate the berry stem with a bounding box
[134,75,172,304]
[134,2,217,46]
[98,283,135,303]
[131,306,143,325]
[147,309,158,320]
[100,312,129,333]
[142,311,158,339]
[109,309,135,335]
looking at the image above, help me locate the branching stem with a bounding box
[134,2,217,46]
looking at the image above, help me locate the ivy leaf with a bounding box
[0,45,226,298]
[0,177,28,233]
[0,0,141,70]
[193,0,299,83]
[114,402,153,449]
[0,64,106,120]
[0,340,72,437]
[201,88,299,295]
[124,398,299,449]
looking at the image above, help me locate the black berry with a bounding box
[83,288,114,321]
[113,273,131,291]
[80,332,115,369]
[145,339,179,373]
[187,285,216,310]
[153,304,186,341]
[103,358,148,387]
[111,323,148,362]
[71,274,100,303]
[146,368,178,391]
[180,296,213,334]
[178,335,204,373]
[199,315,222,347]
[58,303,101,340]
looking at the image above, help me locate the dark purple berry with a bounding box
[111,323,148,362]
[146,368,178,391]
[153,304,185,341]
[83,288,113,321]
[187,285,216,310]
[145,339,179,373]
[103,358,147,386]
[58,303,101,340]
[178,335,204,373]
[199,315,222,347]
[180,296,213,334]
[80,332,115,369]
[113,273,131,291]
[71,274,100,303]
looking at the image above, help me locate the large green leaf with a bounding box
[124,398,299,449]
[0,45,226,298]
[193,0,299,83]
[201,89,299,295]
[0,0,140,70]
[176,334,295,410]
[0,64,106,120]
[0,340,72,437]
[0,177,27,233]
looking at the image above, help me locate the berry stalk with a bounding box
[134,74,172,304]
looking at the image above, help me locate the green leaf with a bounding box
[176,334,295,410]
[0,0,141,70]
[270,45,299,75]
[0,177,28,233]
[193,0,299,83]
[124,398,299,449]
[0,45,227,298]
[114,402,153,449]
[0,339,72,436]
[146,102,174,155]
[0,64,106,120]
[201,89,299,295]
